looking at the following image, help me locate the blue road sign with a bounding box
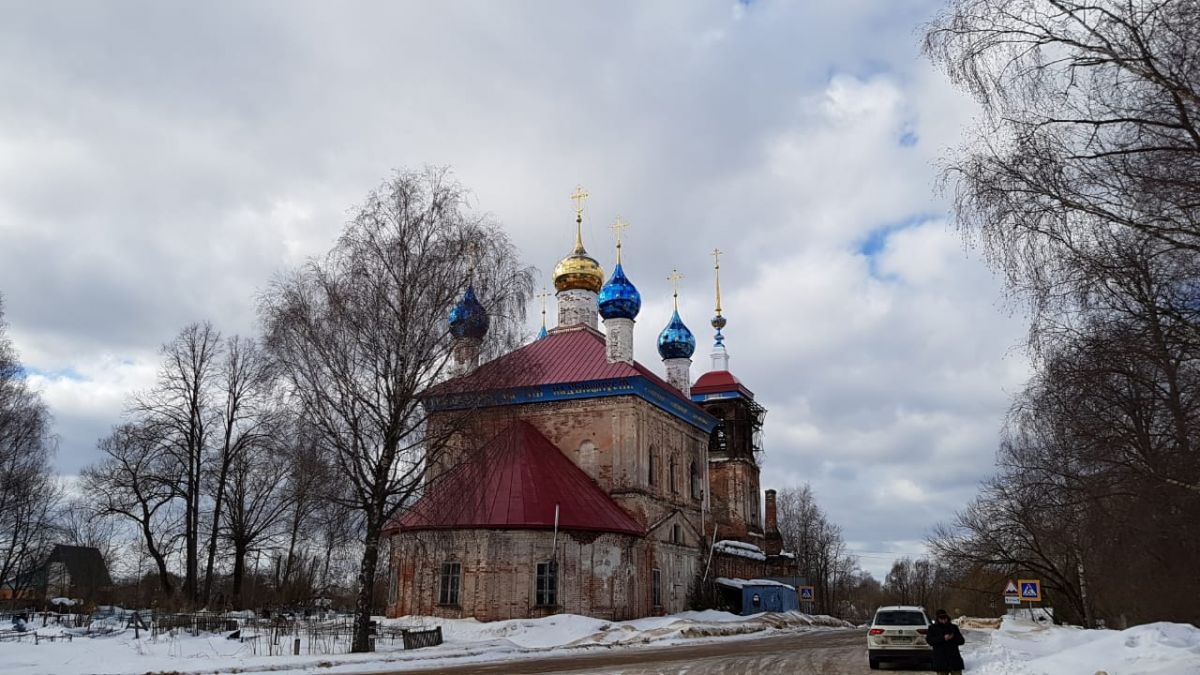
[1018,579,1042,602]
[799,586,815,601]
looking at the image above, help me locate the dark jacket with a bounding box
[925,620,965,670]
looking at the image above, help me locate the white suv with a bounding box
[866,605,932,670]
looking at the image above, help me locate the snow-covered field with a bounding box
[964,615,1200,675]
[0,610,849,675]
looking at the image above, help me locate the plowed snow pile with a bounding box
[965,616,1200,675]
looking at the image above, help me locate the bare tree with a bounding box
[0,295,60,598]
[223,435,292,605]
[201,335,278,606]
[775,484,861,615]
[261,168,534,651]
[83,424,180,597]
[135,322,222,605]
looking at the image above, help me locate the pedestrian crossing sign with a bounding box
[1003,580,1019,596]
[798,586,815,601]
[1017,579,1042,602]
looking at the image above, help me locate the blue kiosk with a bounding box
[715,578,800,615]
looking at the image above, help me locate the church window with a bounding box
[669,456,677,494]
[535,561,558,607]
[439,561,461,606]
[711,424,727,454]
[648,446,658,487]
[652,568,662,608]
[672,523,683,544]
[690,460,702,501]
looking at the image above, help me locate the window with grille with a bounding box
[652,568,662,608]
[536,561,557,607]
[439,561,461,606]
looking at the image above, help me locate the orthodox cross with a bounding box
[536,288,553,329]
[570,185,590,223]
[610,216,629,264]
[668,269,684,309]
[711,247,723,316]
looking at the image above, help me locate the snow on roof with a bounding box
[713,540,766,561]
[715,577,796,591]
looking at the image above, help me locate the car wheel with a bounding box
[868,656,880,670]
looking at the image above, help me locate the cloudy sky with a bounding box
[0,0,1028,578]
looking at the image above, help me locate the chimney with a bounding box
[763,488,783,556]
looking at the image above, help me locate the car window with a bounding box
[874,610,927,626]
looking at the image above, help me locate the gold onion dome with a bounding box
[553,240,605,293]
[554,187,604,293]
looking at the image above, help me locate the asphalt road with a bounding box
[386,629,940,675]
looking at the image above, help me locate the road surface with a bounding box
[385,629,939,674]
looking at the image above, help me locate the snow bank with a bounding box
[712,539,766,561]
[0,609,844,675]
[965,615,1200,675]
[715,577,796,590]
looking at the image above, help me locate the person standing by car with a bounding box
[925,609,965,674]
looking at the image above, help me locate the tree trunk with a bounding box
[351,517,383,653]
[142,518,174,597]
[202,456,232,606]
[232,541,247,607]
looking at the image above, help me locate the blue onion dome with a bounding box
[449,285,489,340]
[657,309,696,359]
[598,263,642,320]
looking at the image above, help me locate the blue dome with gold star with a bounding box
[449,285,489,340]
[598,263,641,320]
[657,309,695,359]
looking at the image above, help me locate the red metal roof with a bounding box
[424,325,696,406]
[386,420,644,536]
[692,369,755,399]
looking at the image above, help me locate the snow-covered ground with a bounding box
[964,615,1200,675]
[0,610,849,675]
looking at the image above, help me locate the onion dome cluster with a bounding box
[448,285,489,340]
[598,263,641,320]
[657,309,696,359]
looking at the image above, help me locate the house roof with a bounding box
[422,325,717,432]
[386,420,644,537]
[47,544,112,589]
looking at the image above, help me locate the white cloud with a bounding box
[0,0,1026,578]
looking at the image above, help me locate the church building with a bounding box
[384,191,795,621]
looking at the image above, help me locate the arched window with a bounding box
[648,446,657,486]
[690,460,702,500]
[669,456,678,494]
[710,423,727,454]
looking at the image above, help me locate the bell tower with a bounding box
[691,249,767,542]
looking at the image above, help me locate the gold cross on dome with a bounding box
[610,216,630,263]
[570,185,590,223]
[668,269,684,309]
[711,248,723,314]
